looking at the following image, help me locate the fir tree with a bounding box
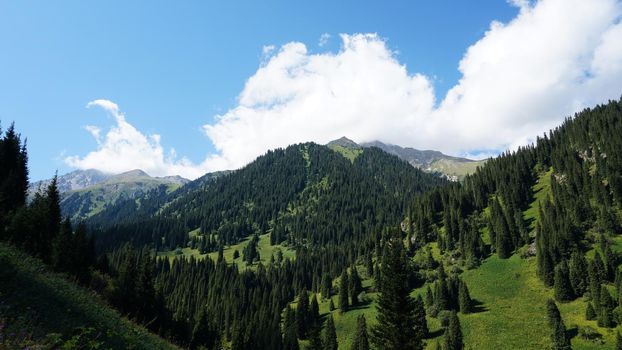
[597,286,615,328]
[554,260,574,302]
[323,315,338,350]
[444,311,463,350]
[372,238,423,350]
[296,289,310,338]
[339,269,350,313]
[349,267,363,306]
[350,315,369,350]
[283,306,299,350]
[568,251,587,297]
[414,295,429,338]
[616,331,622,350]
[546,299,571,350]
[458,280,473,314]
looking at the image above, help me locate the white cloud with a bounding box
[65,100,212,179]
[202,0,622,170]
[67,0,622,179]
[319,33,331,47]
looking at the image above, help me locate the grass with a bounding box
[524,168,553,231]
[428,159,487,180]
[328,144,363,162]
[0,243,177,349]
[157,232,296,270]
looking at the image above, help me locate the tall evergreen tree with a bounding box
[554,260,574,302]
[296,289,310,338]
[283,306,299,350]
[546,299,571,350]
[444,311,464,350]
[323,315,338,350]
[350,315,370,350]
[372,238,423,350]
[414,295,429,339]
[339,269,350,313]
[458,280,473,314]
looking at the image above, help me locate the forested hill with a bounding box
[92,142,447,253]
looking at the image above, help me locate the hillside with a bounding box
[56,169,189,221]
[0,243,177,349]
[327,137,485,180]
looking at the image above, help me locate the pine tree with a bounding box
[554,261,574,302]
[616,331,622,350]
[458,280,473,314]
[350,315,369,350]
[310,293,320,326]
[414,295,429,338]
[444,311,463,350]
[546,299,571,350]
[283,306,299,350]
[323,315,338,350]
[597,286,615,328]
[321,273,332,300]
[296,289,310,338]
[349,267,363,306]
[339,269,350,313]
[568,251,587,296]
[190,310,218,350]
[371,238,423,350]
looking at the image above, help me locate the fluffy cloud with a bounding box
[67,0,622,179]
[202,0,622,171]
[65,100,211,179]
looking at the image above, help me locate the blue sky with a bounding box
[2,1,621,181]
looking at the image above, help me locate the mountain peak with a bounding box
[327,136,361,150]
[116,169,150,178]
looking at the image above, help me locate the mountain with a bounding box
[327,137,486,180]
[28,169,112,196]
[46,169,190,221]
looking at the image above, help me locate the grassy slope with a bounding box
[157,233,295,270]
[328,144,363,162]
[0,243,176,349]
[428,159,487,180]
[325,169,618,349]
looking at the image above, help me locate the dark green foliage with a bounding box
[321,273,332,300]
[0,123,29,229]
[616,331,622,350]
[243,234,260,265]
[349,266,363,306]
[414,295,429,338]
[585,302,596,320]
[444,311,463,350]
[458,279,473,313]
[372,238,423,350]
[350,315,370,350]
[284,306,299,350]
[546,299,571,350]
[323,315,338,350]
[598,286,616,328]
[554,260,574,302]
[296,289,310,338]
[190,310,219,350]
[568,251,588,297]
[339,269,350,313]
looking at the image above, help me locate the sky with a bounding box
[2,1,621,181]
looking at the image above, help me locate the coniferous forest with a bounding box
[1,98,622,349]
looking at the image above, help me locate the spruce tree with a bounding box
[554,261,574,302]
[597,286,615,328]
[283,306,299,350]
[371,238,423,350]
[444,311,463,350]
[458,280,473,314]
[350,315,369,350]
[568,251,587,296]
[323,315,338,350]
[310,293,320,326]
[616,331,622,350]
[349,267,363,306]
[546,299,571,350]
[339,269,350,313]
[414,295,429,338]
[296,289,310,338]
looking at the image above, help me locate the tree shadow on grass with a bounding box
[426,328,445,339]
[470,298,488,313]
